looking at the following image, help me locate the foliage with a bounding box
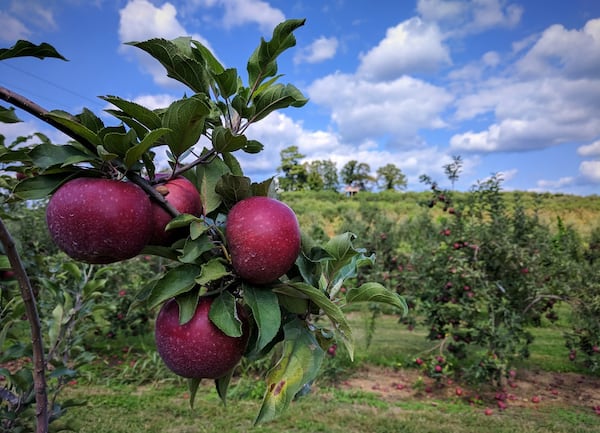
[0,19,405,430]
[376,163,407,191]
[340,160,374,191]
[277,145,307,192]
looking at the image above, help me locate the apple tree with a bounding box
[0,19,406,431]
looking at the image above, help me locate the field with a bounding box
[58,307,600,433]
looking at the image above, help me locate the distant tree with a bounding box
[376,163,407,191]
[278,145,307,191]
[340,160,373,191]
[304,160,338,191]
[443,155,463,190]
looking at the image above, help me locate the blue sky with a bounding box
[1,0,600,195]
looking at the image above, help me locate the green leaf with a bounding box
[209,291,242,338]
[0,40,67,61]
[128,37,211,94]
[221,152,243,176]
[195,258,230,286]
[214,68,239,99]
[175,289,201,325]
[280,282,354,360]
[255,319,325,425]
[243,285,281,355]
[28,143,95,170]
[102,128,137,158]
[0,106,21,123]
[124,127,171,168]
[196,155,231,215]
[188,378,202,409]
[13,172,77,200]
[251,83,308,123]
[212,126,248,153]
[215,369,234,406]
[101,95,162,130]
[191,40,225,75]
[45,110,102,146]
[76,108,105,133]
[178,235,214,264]
[147,264,200,309]
[162,95,211,157]
[346,282,409,315]
[251,177,275,197]
[215,174,252,209]
[247,18,306,89]
[242,139,264,154]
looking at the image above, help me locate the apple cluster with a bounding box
[45,175,303,380]
[46,176,203,264]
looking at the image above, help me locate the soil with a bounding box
[332,365,600,414]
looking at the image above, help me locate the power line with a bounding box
[0,62,105,109]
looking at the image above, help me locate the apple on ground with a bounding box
[46,177,153,264]
[225,196,301,285]
[149,176,203,246]
[154,296,249,379]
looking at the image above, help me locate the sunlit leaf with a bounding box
[346,282,408,315]
[0,106,21,123]
[162,95,211,157]
[251,83,308,123]
[255,319,325,425]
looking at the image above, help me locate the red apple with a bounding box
[46,177,153,264]
[149,176,203,246]
[154,297,249,379]
[225,196,301,285]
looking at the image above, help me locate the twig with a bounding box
[0,217,48,433]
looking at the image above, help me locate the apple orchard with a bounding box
[0,19,406,432]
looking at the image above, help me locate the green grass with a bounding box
[56,306,600,432]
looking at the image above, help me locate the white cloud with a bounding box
[578,140,600,157]
[185,0,284,33]
[132,94,178,110]
[309,73,452,145]
[535,176,576,190]
[294,36,338,64]
[357,18,451,80]
[417,0,523,36]
[450,17,600,154]
[0,11,30,41]
[579,160,600,183]
[118,0,214,87]
[219,0,285,33]
[517,18,600,79]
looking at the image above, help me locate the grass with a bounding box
[56,305,600,432]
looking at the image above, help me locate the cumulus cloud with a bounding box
[118,0,214,87]
[309,73,452,145]
[517,18,600,79]
[0,11,30,41]
[450,18,600,154]
[0,0,58,41]
[578,140,600,157]
[294,36,338,64]
[183,0,284,33]
[357,18,451,80]
[579,160,600,183]
[417,0,523,36]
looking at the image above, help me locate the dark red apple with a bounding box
[149,176,203,246]
[154,297,249,379]
[225,196,301,285]
[46,177,153,264]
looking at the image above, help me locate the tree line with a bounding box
[277,145,407,192]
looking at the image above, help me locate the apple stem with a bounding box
[0,217,49,433]
[125,171,180,218]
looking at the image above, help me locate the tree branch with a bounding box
[0,217,48,433]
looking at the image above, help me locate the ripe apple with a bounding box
[225,196,301,285]
[149,176,203,246]
[46,177,153,264]
[154,297,249,379]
